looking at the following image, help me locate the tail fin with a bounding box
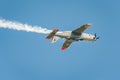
[51,36,60,43]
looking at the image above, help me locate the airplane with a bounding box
[46,23,99,50]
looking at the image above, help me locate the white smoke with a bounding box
[0,19,52,34]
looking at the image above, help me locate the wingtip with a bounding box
[86,23,92,27]
[46,37,50,40]
[54,29,59,32]
[61,47,66,50]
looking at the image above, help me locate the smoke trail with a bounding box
[0,19,52,34]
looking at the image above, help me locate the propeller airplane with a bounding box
[46,23,99,50]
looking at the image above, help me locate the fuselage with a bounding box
[55,31,96,41]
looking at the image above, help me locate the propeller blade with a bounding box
[94,33,100,40]
[94,33,96,37]
[96,37,100,39]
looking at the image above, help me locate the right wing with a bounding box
[61,39,74,50]
[72,23,92,35]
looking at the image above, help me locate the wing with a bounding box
[61,39,74,50]
[72,23,92,35]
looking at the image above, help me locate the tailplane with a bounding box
[46,29,59,39]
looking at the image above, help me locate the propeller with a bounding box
[94,33,100,40]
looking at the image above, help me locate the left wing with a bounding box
[61,39,74,50]
[72,23,92,35]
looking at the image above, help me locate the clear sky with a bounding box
[0,0,120,80]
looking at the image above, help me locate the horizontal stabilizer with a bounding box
[46,29,59,39]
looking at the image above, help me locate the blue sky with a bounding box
[0,0,120,80]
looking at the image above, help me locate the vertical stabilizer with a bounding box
[51,36,60,43]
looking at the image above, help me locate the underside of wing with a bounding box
[61,39,74,50]
[72,23,92,35]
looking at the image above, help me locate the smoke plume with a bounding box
[0,19,52,34]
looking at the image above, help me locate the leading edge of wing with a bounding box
[72,23,92,35]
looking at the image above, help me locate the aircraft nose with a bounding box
[93,37,97,41]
